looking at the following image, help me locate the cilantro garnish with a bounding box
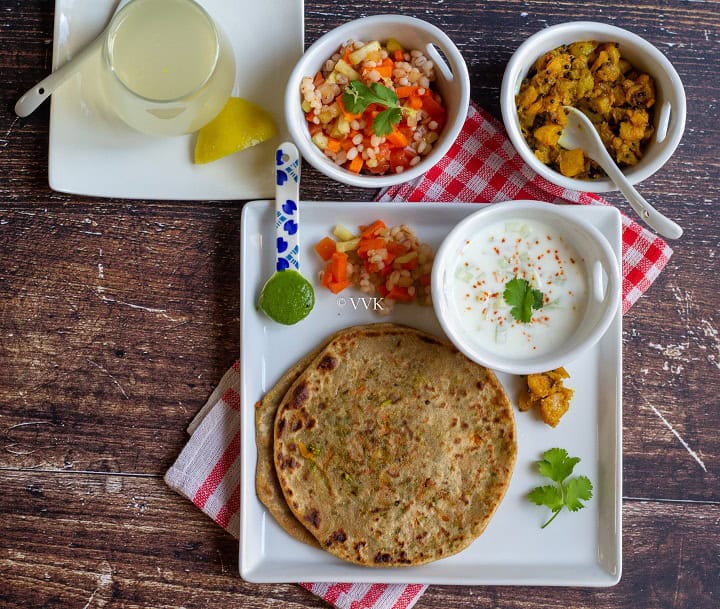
[342,81,403,136]
[528,448,593,529]
[503,277,544,323]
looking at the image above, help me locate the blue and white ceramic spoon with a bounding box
[258,142,315,325]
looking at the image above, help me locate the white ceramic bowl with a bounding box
[285,14,470,188]
[432,200,621,375]
[500,21,686,193]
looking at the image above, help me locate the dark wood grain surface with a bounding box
[1,0,718,607]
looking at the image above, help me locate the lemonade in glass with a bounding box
[102,0,235,136]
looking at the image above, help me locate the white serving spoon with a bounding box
[14,0,132,117]
[560,106,683,239]
[257,142,315,325]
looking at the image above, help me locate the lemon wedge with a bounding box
[194,97,278,164]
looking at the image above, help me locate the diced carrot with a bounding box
[340,137,355,151]
[357,236,386,255]
[375,59,394,78]
[409,95,424,110]
[394,49,404,61]
[418,273,432,287]
[386,129,408,148]
[330,251,348,283]
[305,111,316,123]
[395,86,418,99]
[342,47,352,65]
[314,236,337,261]
[360,220,387,238]
[313,71,324,86]
[321,265,333,288]
[387,241,408,256]
[389,148,414,170]
[387,286,415,302]
[326,138,341,153]
[328,279,351,294]
[402,258,418,270]
[422,95,446,127]
[347,156,364,173]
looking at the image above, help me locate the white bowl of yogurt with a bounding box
[432,200,620,375]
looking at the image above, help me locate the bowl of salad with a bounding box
[285,14,470,187]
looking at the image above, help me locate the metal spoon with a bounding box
[14,0,133,117]
[257,142,315,325]
[560,106,683,239]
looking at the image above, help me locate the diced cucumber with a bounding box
[312,133,329,150]
[333,224,356,241]
[336,115,351,135]
[495,325,508,344]
[454,267,473,283]
[395,251,418,264]
[335,59,361,81]
[505,221,531,237]
[349,41,382,65]
[386,38,404,53]
[336,238,361,253]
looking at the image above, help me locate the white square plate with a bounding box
[48,0,303,200]
[239,201,622,586]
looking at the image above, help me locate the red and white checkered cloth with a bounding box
[164,102,673,609]
[165,362,427,609]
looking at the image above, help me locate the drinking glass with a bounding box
[101,0,235,136]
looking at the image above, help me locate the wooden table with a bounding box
[1,1,718,607]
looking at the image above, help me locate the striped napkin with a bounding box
[164,101,673,609]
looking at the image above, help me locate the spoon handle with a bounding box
[600,159,684,240]
[14,32,105,117]
[274,142,302,272]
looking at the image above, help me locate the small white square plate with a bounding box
[239,201,622,586]
[48,0,303,200]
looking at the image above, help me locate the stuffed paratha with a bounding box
[273,323,516,566]
[255,325,383,547]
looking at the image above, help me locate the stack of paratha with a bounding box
[255,323,516,567]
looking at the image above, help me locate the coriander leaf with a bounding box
[342,81,400,115]
[503,277,544,323]
[373,107,402,136]
[528,448,593,528]
[528,484,564,511]
[341,81,404,136]
[342,81,372,114]
[564,475,593,511]
[531,287,544,310]
[370,82,399,106]
[537,447,580,483]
